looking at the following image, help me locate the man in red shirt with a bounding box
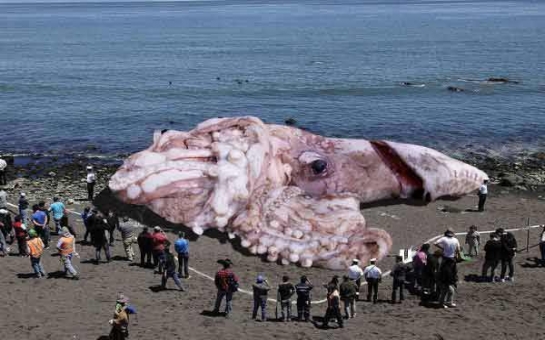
[152,226,169,274]
[213,259,239,318]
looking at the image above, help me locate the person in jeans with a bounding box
[13,215,28,256]
[27,229,46,278]
[32,204,49,248]
[363,258,382,303]
[174,231,190,278]
[390,255,408,303]
[213,259,238,317]
[152,226,168,273]
[477,179,488,212]
[81,207,92,243]
[481,233,502,282]
[295,275,313,322]
[277,275,295,322]
[48,197,65,234]
[347,259,363,300]
[339,275,358,318]
[251,275,270,321]
[57,227,79,279]
[435,229,461,308]
[497,228,517,282]
[161,247,185,291]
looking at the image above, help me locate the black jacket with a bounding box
[339,280,358,299]
[484,239,502,261]
[500,233,517,259]
[278,282,295,301]
[295,282,313,300]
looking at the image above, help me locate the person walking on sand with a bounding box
[363,258,382,303]
[86,165,96,201]
[18,193,29,223]
[32,204,49,248]
[118,216,136,262]
[481,233,502,282]
[48,197,65,235]
[277,275,295,322]
[390,255,408,303]
[38,201,51,244]
[174,231,190,278]
[27,229,46,278]
[322,281,343,329]
[109,294,130,340]
[89,209,111,263]
[161,247,185,291]
[212,259,239,318]
[137,226,153,268]
[339,275,358,319]
[106,210,119,246]
[497,228,517,282]
[435,229,461,308]
[477,179,488,212]
[0,157,7,185]
[465,225,481,257]
[347,259,363,300]
[252,275,271,321]
[81,207,92,243]
[57,227,79,279]
[295,275,313,322]
[13,215,28,256]
[152,226,168,273]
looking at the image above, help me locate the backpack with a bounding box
[227,273,239,293]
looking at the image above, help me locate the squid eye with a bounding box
[310,159,328,175]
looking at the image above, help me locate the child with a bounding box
[277,275,295,321]
[465,225,481,257]
[252,275,270,321]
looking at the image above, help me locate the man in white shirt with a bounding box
[434,229,460,308]
[86,166,96,201]
[477,179,488,212]
[363,258,382,303]
[347,259,364,300]
[0,157,7,185]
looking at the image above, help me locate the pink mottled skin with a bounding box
[109,116,488,269]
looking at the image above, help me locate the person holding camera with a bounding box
[252,275,271,321]
[295,275,313,322]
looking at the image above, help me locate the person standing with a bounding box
[81,207,92,243]
[322,283,343,329]
[477,179,488,212]
[412,244,429,291]
[118,216,136,262]
[38,201,51,244]
[137,226,153,267]
[339,275,358,319]
[540,225,545,265]
[109,295,130,340]
[497,228,517,282]
[89,210,111,263]
[56,227,79,279]
[13,215,28,256]
[32,204,49,248]
[434,229,461,308]
[347,259,363,300]
[18,193,29,223]
[363,258,382,303]
[0,157,7,185]
[213,259,239,318]
[86,165,96,201]
[294,275,313,322]
[0,208,13,246]
[465,225,481,257]
[481,233,502,282]
[390,256,408,303]
[48,197,65,235]
[251,275,271,321]
[161,247,185,291]
[0,189,7,209]
[27,229,46,278]
[106,210,119,246]
[152,226,168,273]
[174,231,190,278]
[277,275,295,322]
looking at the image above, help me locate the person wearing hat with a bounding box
[212,258,239,317]
[161,246,185,291]
[434,229,461,308]
[56,227,79,279]
[27,228,46,278]
[0,157,7,185]
[18,193,29,224]
[12,214,28,256]
[109,294,130,340]
[174,231,190,278]
[294,275,313,322]
[497,228,517,282]
[339,275,358,319]
[347,259,364,300]
[390,255,409,303]
[252,274,271,321]
[277,275,295,321]
[152,226,169,273]
[137,226,154,268]
[363,258,382,303]
[118,216,136,262]
[322,279,343,329]
[86,165,96,201]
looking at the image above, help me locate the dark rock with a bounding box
[498,173,522,187]
[285,118,297,126]
[447,86,464,92]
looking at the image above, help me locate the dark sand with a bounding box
[1,188,544,340]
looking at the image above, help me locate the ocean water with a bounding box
[0,0,544,159]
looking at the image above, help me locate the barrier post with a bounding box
[527,218,530,253]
